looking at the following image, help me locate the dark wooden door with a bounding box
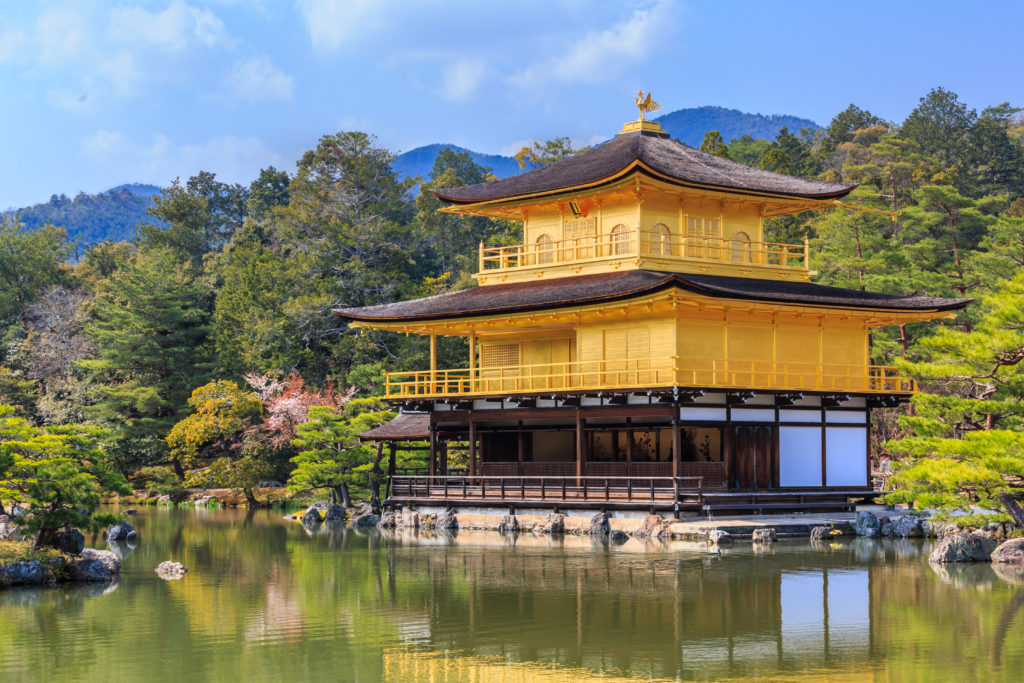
[732,425,773,489]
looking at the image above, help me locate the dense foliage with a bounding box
[0,86,1022,525]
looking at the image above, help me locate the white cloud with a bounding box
[511,0,677,89]
[226,55,294,103]
[108,1,229,51]
[295,0,383,51]
[36,5,93,66]
[440,59,486,101]
[82,130,285,186]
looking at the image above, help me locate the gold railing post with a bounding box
[478,241,485,271]
[803,236,810,268]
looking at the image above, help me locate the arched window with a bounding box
[730,232,751,263]
[610,224,631,256]
[648,223,671,256]
[536,233,554,264]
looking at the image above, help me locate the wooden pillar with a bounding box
[575,412,585,485]
[429,331,437,393]
[468,331,476,392]
[517,420,525,475]
[672,413,682,480]
[468,417,477,478]
[440,440,448,475]
[625,418,634,469]
[388,442,396,477]
[428,425,437,484]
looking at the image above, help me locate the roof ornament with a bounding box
[634,90,662,121]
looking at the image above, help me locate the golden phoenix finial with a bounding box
[635,90,661,121]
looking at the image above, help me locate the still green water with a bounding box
[1,507,1022,682]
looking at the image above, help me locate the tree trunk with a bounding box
[34,526,57,550]
[243,487,258,508]
[999,493,1024,529]
[336,483,352,508]
[329,487,338,505]
[171,456,186,481]
[369,442,385,514]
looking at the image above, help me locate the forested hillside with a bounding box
[6,184,164,248]
[654,105,818,146]
[2,87,1024,524]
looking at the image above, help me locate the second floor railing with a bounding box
[479,230,809,273]
[385,357,915,398]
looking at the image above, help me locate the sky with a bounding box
[2,0,1023,209]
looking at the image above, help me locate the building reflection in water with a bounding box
[376,529,876,681]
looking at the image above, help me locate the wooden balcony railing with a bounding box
[384,357,916,398]
[390,474,706,507]
[479,230,809,273]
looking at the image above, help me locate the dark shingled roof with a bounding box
[433,130,856,204]
[334,270,971,322]
[358,412,430,441]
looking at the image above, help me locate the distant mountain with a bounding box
[7,185,164,246]
[393,143,523,181]
[653,106,819,147]
[392,107,820,184]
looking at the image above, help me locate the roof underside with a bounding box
[334,270,971,323]
[433,132,856,205]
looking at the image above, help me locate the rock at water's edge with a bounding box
[752,528,777,543]
[929,531,997,563]
[589,512,610,536]
[301,507,323,525]
[52,529,85,555]
[82,548,121,574]
[991,537,1024,564]
[609,530,629,544]
[810,526,832,541]
[377,510,399,529]
[497,515,519,534]
[709,530,733,545]
[435,509,458,530]
[534,513,566,534]
[351,513,380,527]
[853,511,880,536]
[323,505,346,521]
[104,521,135,542]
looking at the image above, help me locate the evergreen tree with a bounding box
[79,248,214,476]
[699,130,730,158]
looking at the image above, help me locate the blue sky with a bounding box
[2,0,1022,209]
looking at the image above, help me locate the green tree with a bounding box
[699,130,730,158]
[0,219,74,334]
[79,248,214,476]
[886,274,1024,526]
[900,87,976,172]
[288,399,394,508]
[167,380,266,505]
[514,137,588,169]
[819,103,886,157]
[0,406,127,547]
[247,166,290,223]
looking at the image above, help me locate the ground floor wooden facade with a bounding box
[382,389,888,516]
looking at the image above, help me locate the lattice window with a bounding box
[536,233,554,264]
[481,342,520,368]
[610,224,631,256]
[685,216,720,257]
[648,223,671,256]
[563,217,596,259]
[730,231,751,263]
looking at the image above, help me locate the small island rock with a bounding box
[52,529,85,555]
[929,531,997,563]
[155,561,189,580]
[991,537,1024,564]
[589,512,610,536]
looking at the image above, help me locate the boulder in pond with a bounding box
[0,561,44,585]
[589,512,610,536]
[929,530,997,563]
[709,530,733,545]
[635,515,670,539]
[810,526,832,541]
[400,509,419,529]
[893,515,923,538]
[752,528,777,543]
[155,561,189,580]
[497,515,519,534]
[67,558,112,582]
[51,529,85,555]
[104,521,135,542]
[351,512,380,527]
[82,548,121,574]
[435,509,458,530]
[991,537,1024,565]
[323,505,346,521]
[853,511,880,536]
[377,510,399,529]
[534,513,565,534]
[609,530,629,544]
[301,507,323,526]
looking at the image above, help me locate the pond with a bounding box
[1,507,1022,682]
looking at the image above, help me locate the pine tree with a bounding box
[79,248,214,476]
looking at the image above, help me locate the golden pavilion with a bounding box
[338,102,969,516]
